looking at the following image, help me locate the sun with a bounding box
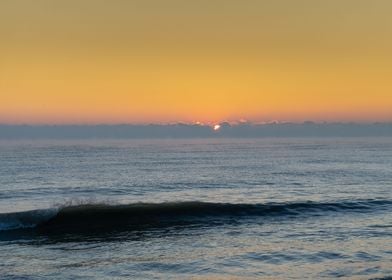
[213,124,221,131]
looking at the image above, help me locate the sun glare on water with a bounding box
[213,124,221,131]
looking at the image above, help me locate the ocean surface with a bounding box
[0,138,391,279]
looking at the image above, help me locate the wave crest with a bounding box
[0,208,58,231]
[0,199,390,233]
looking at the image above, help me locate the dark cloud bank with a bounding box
[1,122,392,139]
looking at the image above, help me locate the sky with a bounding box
[1,0,391,124]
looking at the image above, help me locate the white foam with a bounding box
[0,208,58,231]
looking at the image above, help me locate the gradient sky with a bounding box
[1,0,391,124]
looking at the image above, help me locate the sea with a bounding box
[0,138,391,279]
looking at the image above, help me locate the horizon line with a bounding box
[1,121,392,127]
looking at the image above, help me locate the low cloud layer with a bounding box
[1,122,391,139]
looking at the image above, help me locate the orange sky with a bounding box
[1,0,391,124]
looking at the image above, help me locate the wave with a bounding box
[0,199,390,233]
[0,208,58,231]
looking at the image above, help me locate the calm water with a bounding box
[0,138,391,279]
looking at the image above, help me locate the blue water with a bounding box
[0,138,391,279]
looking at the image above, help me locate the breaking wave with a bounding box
[0,199,390,233]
